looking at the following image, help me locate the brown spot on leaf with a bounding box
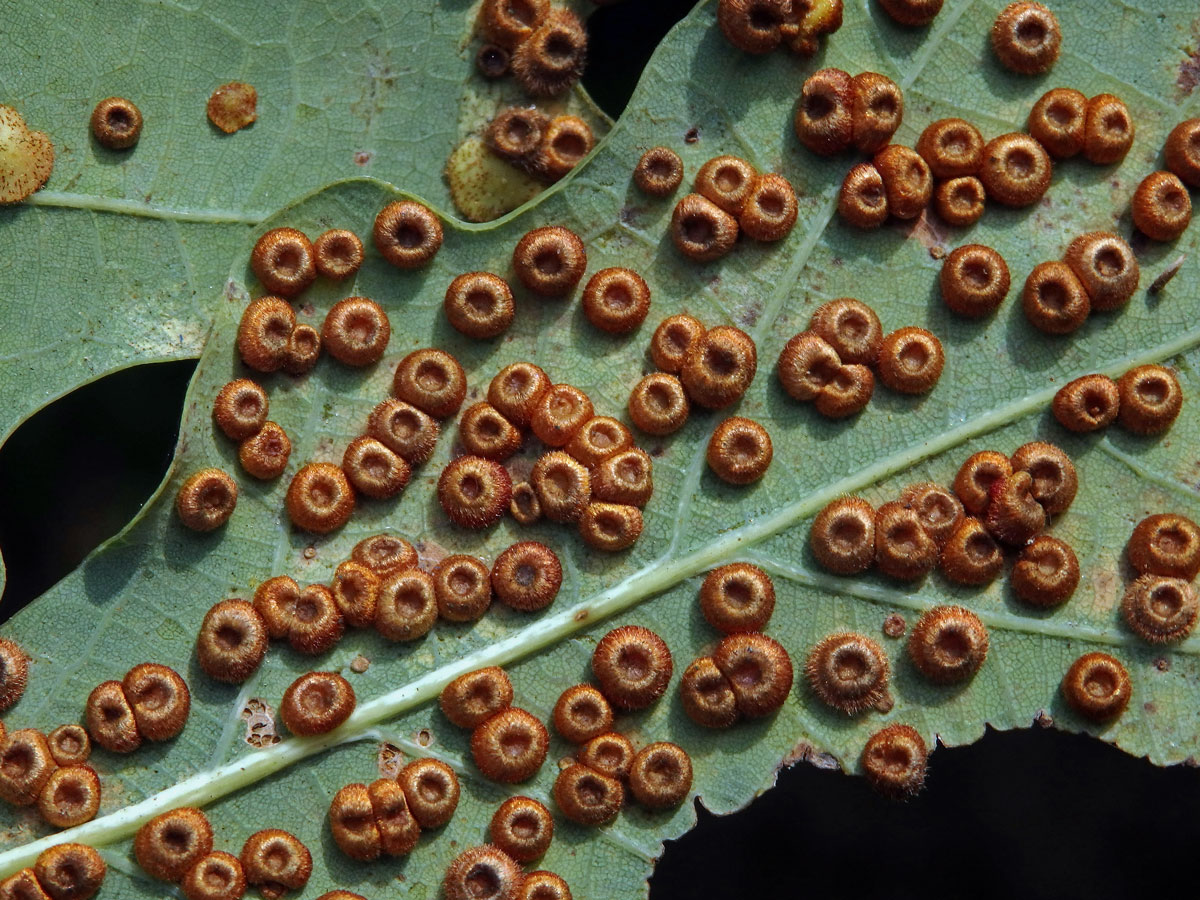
[882,613,906,638]
[781,740,839,770]
[1154,657,1171,673]
[1088,565,1122,611]
[684,127,700,144]
[738,302,762,328]
[354,150,373,166]
[1034,709,1053,728]
[223,279,249,304]
[1179,46,1200,96]
[242,698,280,748]
[417,539,449,570]
[350,655,370,674]
[378,741,404,778]
[902,209,947,256]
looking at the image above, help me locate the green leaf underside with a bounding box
[3,1,1200,898]
[0,0,608,450]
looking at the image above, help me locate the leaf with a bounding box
[0,0,607,448]
[3,0,1200,898]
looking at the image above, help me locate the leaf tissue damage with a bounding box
[1,1,1200,899]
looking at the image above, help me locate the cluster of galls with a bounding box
[806,613,986,723]
[1119,513,1200,646]
[135,806,312,900]
[196,533,563,687]
[0,661,186,835]
[434,800,573,899]
[178,201,446,534]
[937,235,1168,350]
[329,757,460,860]
[681,598,997,796]
[334,764,577,898]
[806,607,988,743]
[277,343,459,536]
[441,359,652,551]
[1052,367,1182,436]
[434,634,691,827]
[555,737,693,826]
[0,843,106,900]
[1026,88,1133,167]
[0,720,97,829]
[634,315,746,426]
[212,379,292,484]
[792,68,915,228]
[1128,117,1198,243]
[716,0,843,57]
[779,298,944,418]
[237,290,388,377]
[915,120,1052,225]
[670,155,799,262]
[804,63,1135,231]
[905,85,1136,229]
[681,564,795,728]
[248,225,367,301]
[631,315,771,484]
[507,224,655,335]
[444,845,571,900]
[797,69,1033,228]
[1054,512,1200,725]
[284,339,460,535]
[812,442,1080,605]
[475,0,587,98]
[549,626,692,824]
[0,642,102,830]
[439,667,549,784]
[83,663,191,754]
[484,107,594,183]
[1020,231,1139,335]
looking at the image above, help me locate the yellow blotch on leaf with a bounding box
[0,105,54,204]
[446,135,543,223]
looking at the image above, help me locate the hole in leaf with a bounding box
[0,360,195,616]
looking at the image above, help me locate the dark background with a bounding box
[1,2,1196,898]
